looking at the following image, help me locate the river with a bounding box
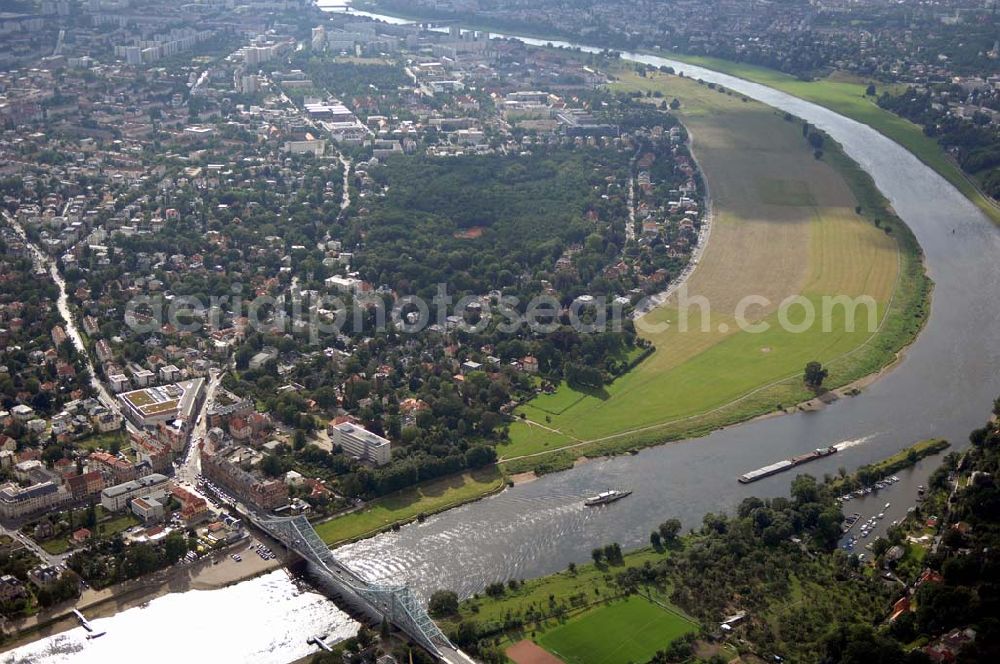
[7,3,1000,661]
[0,572,358,664]
[320,0,1000,599]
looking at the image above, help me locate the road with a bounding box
[339,154,352,217]
[176,368,224,488]
[0,522,67,567]
[2,211,120,418]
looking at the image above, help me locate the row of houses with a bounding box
[200,442,289,511]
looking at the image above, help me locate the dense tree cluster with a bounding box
[0,255,92,423]
[67,531,189,589]
[353,146,629,300]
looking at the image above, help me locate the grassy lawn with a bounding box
[442,547,696,661]
[102,513,140,537]
[34,507,139,553]
[538,595,698,664]
[500,70,929,473]
[315,467,505,545]
[74,430,127,452]
[40,538,71,555]
[662,52,1000,226]
[453,547,666,627]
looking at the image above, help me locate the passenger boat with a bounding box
[584,489,632,506]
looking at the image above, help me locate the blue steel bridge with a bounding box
[251,513,475,664]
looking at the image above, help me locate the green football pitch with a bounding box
[537,595,698,664]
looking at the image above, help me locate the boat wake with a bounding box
[833,434,878,452]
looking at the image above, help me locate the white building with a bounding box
[100,473,170,511]
[131,495,165,523]
[329,422,391,466]
[159,364,181,382]
[132,368,155,387]
[109,373,130,393]
[11,404,35,422]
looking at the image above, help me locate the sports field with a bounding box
[501,69,928,470]
[537,596,698,664]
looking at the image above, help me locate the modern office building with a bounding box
[100,473,170,512]
[329,422,392,466]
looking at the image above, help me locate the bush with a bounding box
[428,589,459,617]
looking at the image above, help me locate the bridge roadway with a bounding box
[249,512,476,664]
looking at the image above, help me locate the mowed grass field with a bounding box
[538,596,698,664]
[445,548,698,662]
[502,70,926,468]
[314,467,504,545]
[663,53,1000,226]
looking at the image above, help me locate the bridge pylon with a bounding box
[252,513,456,658]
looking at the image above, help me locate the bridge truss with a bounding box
[253,513,454,658]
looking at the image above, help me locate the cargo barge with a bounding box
[738,445,838,483]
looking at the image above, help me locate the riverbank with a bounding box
[498,67,931,476]
[0,538,280,653]
[347,0,1000,227]
[315,466,506,546]
[656,53,1000,227]
[830,438,950,495]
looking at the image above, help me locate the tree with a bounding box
[871,537,891,558]
[464,445,496,468]
[804,361,828,389]
[658,519,682,543]
[260,453,285,477]
[669,98,681,110]
[428,589,459,617]
[356,625,376,649]
[791,474,820,504]
[591,547,604,565]
[163,531,188,563]
[650,530,662,548]
[866,83,877,96]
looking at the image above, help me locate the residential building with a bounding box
[0,481,70,519]
[329,422,392,466]
[201,444,288,511]
[65,470,105,501]
[89,451,137,484]
[0,575,26,602]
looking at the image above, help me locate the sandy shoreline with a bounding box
[0,536,283,653]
